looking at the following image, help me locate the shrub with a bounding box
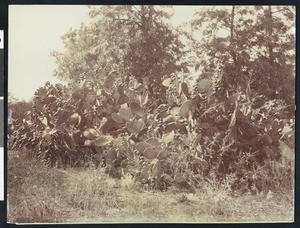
[10,68,294,194]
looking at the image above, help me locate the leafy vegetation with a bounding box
[9,6,294,198]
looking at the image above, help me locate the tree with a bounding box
[51,6,187,102]
[8,92,32,121]
[191,6,295,114]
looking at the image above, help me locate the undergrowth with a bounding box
[8,149,294,223]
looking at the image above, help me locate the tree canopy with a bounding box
[52,6,188,102]
[190,6,295,115]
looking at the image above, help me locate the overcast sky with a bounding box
[8,5,198,101]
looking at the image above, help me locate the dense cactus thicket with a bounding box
[9,6,294,194]
[9,71,294,193]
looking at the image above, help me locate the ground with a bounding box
[7,150,294,223]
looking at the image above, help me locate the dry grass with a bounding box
[8,150,294,224]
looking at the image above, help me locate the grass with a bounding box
[8,149,294,223]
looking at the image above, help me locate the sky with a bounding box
[8,5,198,101]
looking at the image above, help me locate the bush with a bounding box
[10,68,294,194]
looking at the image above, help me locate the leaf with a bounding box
[146,137,161,145]
[119,159,130,168]
[167,95,176,105]
[8,108,13,124]
[140,165,151,181]
[94,151,103,162]
[94,135,114,147]
[117,85,125,95]
[143,147,158,159]
[237,125,258,145]
[42,128,57,141]
[135,84,145,92]
[99,117,108,130]
[107,148,118,160]
[119,108,133,121]
[56,123,66,131]
[223,94,239,113]
[157,150,169,160]
[170,106,180,120]
[43,128,57,135]
[86,92,96,103]
[49,101,58,112]
[162,174,174,183]
[83,128,99,140]
[113,89,121,101]
[165,122,187,133]
[228,102,238,129]
[279,141,293,161]
[179,100,192,117]
[162,115,174,123]
[181,82,190,99]
[103,72,116,93]
[120,103,128,109]
[102,119,117,133]
[139,92,149,106]
[72,90,83,100]
[36,87,48,99]
[259,134,273,145]
[63,134,76,151]
[163,131,175,144]
[151,159,160,167]
[42,117,48,127]
[135,142,152,154]
[157,104,169,113]
[96,89,102,96]
[44,95,56,104]
[105,148,118,163]
[162,78,172,87]
[174,77,181,94]
[111,113,125,124]
[137,127,148,138]
[197,79,212,92]
[127,89,135,101]
[35,99,43,113]
[192,133,202,149]
[156,111,169,119]
[130,102,144,117]
[271,121,282,133]
[126,120,144,134]
[84,139,93,146]
[26,120,33,125]
[112,137,124,147]
[67,113,81,125]
[123,140,131,154]
[55,83,64,91]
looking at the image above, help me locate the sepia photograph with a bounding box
[7,5,295,223]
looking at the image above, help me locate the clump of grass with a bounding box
[65,167,121,212]
[8,149,125,223]
[8,150,73,223]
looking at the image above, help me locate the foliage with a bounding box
[10,6,294,195]
[8,93,32,121]
[10,70,294,194]
[190,6,295,115]
[51,6,187,102]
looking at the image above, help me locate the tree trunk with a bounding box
[140,6,148,37]
[230,6,237,65]
[266,6,274,64]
